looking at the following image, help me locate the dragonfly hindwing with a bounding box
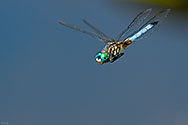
[125,9,170,42]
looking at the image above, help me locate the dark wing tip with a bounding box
[58,20,64,25]
[82,19,87,23]
[151,21,159,25]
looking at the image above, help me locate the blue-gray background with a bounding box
[0,0,188,125]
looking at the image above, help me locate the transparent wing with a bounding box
[83,19,115,42]
[58,20,112,43]
[116,8,152,41]
[125,9,170,42]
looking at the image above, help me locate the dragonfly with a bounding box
[58,8,170,64]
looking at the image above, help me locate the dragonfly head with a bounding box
[95,52,109,64]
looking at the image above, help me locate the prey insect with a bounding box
[58,8,170,64]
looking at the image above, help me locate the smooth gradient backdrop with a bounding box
[0,0,188,125]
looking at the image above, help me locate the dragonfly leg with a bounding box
[110,53,124,63]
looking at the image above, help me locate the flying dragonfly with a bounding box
[58,8,170,64]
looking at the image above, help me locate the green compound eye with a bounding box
[101,53,108,62]
[95,52,108,63]
[95,52,101,59]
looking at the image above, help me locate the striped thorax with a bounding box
[102,40,132,61]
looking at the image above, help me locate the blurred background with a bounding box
[0,0,188,125]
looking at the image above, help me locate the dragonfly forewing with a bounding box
[116,8,152,41]
[83,19,115,42]
[58,20,112,43]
